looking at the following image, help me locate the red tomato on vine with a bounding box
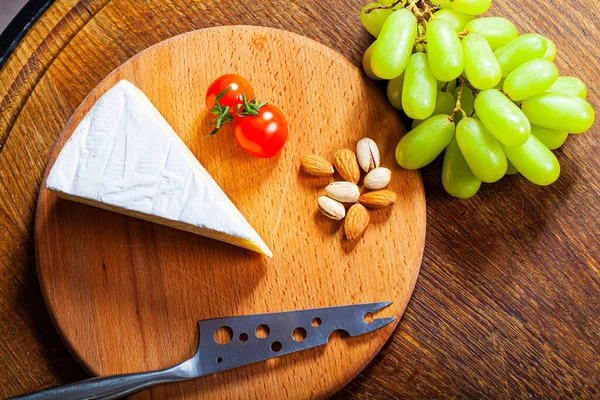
[206,74,255,134]
[206,74,288,158]
[235,103,288,158]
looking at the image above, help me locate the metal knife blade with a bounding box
[11,302,395,400]
[194,301,395,376]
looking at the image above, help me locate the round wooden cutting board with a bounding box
[35,26,425,399]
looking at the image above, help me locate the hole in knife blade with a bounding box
[239,333,249,342]
[292,327,307,342]
[363,312,374,324]
[328,329,350,342]
[255,324,270,339]
[271,341,282,352]
[312,318,322,327]
[216,357,223,363]
[214,326,233,345]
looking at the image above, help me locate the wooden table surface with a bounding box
[0,0,598,398]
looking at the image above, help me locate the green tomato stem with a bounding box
[207,87,235,137]
[235,93,268,118]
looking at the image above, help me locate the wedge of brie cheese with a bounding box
[46,80,272,257]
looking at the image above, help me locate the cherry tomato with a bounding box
[234,104,289,158]
[205,74,255,120]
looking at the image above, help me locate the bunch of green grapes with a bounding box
[361,0,595,198]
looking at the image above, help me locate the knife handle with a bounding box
[10,360,196,400]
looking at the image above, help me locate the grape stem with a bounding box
[458,75,480,95]
[413,37,426,53]
[364,0,406,14]
[450,84,468,122]
[457,29,470,39]
[365,0,439,38]
[420,0,437,18]
[407,0,430,38]
[422,7,436,18]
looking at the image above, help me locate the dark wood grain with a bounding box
[1,0,599,398]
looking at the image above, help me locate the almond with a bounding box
[318,196,346,220]
[325,181,360,203]
[359,190,397,210]
[356,138,380,173]
[344,204,370,241]
[364,167,392,190]
[301,155,334,176]
[334,148,361,184]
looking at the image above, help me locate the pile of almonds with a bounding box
[301,138,397,241]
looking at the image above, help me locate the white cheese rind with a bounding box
[46,79,272,257]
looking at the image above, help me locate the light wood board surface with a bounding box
[34,26,426,399]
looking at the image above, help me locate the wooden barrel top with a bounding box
[0,0,598,397]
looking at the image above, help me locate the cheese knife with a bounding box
[12,302,395,400]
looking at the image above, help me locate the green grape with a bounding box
[438,79,457,93]
[411,91,455,128]
[447,79,457,93]
[503,135,560,186]
[435,91,457,115]
[426,19,464,82]
[547,76,587,99]
[462,33,502,90]
[494,77,506,89]
[522,92,595,133]
[416,23,425,51]
[506,160,518,175]
[503,59,558,101]
[362,42,381,81]
[395,114,455,169]
[412,119,424,129]
[541,36,557,61]
[474,89,530,147]
[387,73,404,109]
[360,3,394,38]
[494,34,547,77]
[450,0,492,16]
[442,137,482,198]
[371,9,418,79]
[402,52,438,119]
[531,125,568,150]
[431,0,453,9]
[464,17,519,50]
[432,9,474,32]
[453,86,475,123]
[456,117,507,182]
